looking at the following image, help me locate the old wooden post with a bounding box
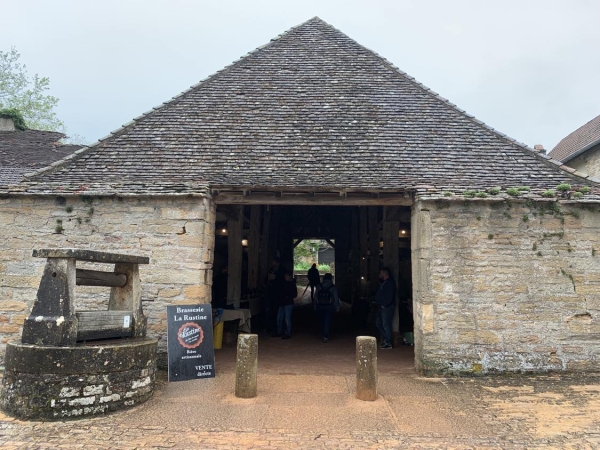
[356,336,378,401]
[235,334,258,398]
[247,206,261,291]
[258,206,271,288]
[359,206,369,296]
[227,206,243,308]
[368,207,380,293]
[383,208,400,335]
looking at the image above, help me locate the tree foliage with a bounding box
[0,47,64,132]
[0,108,27,130]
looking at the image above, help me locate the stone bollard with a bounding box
[235,334,258,398]
[356,336,378,401]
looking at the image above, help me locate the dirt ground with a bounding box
[1,317,600,449]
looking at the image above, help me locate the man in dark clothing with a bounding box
[307,263,320,301]
[263,257,286,332]
[273,272,297,339]
[313,273,340,343]
[375,268,396,349]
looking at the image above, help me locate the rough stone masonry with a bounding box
[412,197,600,375]
[0,194,215,367]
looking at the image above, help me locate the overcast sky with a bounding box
[3,0,600,150]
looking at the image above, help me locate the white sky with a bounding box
[3,0,600,150]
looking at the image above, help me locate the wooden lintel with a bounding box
[214,193,413,206]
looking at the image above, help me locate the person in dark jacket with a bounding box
[307,263,320,301]
[273,272,297,339]
[313,273,340,343]
[375,268,396,349]
[263,257,286,332]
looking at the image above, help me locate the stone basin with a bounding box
[1,337,157,421]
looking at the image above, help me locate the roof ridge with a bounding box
[25,17,328,181]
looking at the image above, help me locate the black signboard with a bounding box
[167,304,215,382]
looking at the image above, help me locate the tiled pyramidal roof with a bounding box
[549,114,600,162]
[22,17,597,195]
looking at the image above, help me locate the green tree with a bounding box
[0,46,64,132]
[293,240,318,265]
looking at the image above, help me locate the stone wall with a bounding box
[412,198,600,375]
[568,143,600,179]
[0,194,215,365]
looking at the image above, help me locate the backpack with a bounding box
[316,285,333,305]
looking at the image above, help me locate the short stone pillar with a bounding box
[356,336,378,401]
[235,334,258,398]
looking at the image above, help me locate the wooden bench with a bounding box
[21,249,150,346]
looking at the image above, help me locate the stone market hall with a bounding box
[1,17,599,376]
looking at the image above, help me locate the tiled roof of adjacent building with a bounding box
[549,114,600,162]
[0,129,82,186]
[20,17,598,195]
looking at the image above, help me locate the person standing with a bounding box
[375,268,396,349]
[263,257,285,332]
[307,263,320,301]
[274,272,297,339]
[313,273,340,343]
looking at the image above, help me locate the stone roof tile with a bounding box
[21,17,597,195]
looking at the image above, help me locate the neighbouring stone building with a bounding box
[549,114,600,179]
[1,17,599,375]
[0,118,82,187]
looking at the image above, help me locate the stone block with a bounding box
[0,300,29,311]
[356,336,377,401]
[235,334,258,398]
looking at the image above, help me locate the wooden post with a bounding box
[247,206,261,292]
[227,206,243,308]
[368,207,380,294]
[268,206,280,263]
[383,214,400,334]
[350,207,360,304]
[259,206,271,289]
[235,334,258,398]
[359,207,369,296]
[356,336,378,401]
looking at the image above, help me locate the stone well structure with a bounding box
[0,249,158,420]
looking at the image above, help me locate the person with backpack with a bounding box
[307,263,320,301]
[313,273,340,343]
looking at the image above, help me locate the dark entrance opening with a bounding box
[212,204,413,370]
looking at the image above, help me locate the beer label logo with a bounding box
[177,322,204,349]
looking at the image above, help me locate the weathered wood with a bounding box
[33,249,149,264]
[258,206,271,288]
[214,193,413,206]
[247,205,261,291]
[359,207,369,296]
[268,206,281,264]
[383,215,400,333]
[350,207,360,302]
[76,310,133,341]
[76,269,127,288]
[227,205,243,307]
[368,207,380,293]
